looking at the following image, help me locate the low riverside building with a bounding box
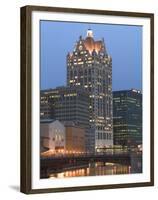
[40,119,65,153]
[40,86,95,152]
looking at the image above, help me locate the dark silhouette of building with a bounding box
[113,89,142,147]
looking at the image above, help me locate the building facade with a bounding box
[40,86,94,152]
[40,119,65,153]
[64,122,85,153]
[40,86,89,127]
[67,29,113,150]
[113,89,142,147]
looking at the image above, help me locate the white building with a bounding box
[40,119,65,153]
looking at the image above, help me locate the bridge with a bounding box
[40,152,142,178]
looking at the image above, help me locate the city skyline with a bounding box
[40,21,142,91]
[40,22,143,179]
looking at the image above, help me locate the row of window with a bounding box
[97,132,113,140]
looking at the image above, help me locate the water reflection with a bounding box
[49,161,141,179]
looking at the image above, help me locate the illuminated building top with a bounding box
[69,29,108,55]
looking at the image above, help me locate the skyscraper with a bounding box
[113,89,142,147]
[67,29,113,150]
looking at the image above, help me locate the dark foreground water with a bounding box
[49,158,142,179]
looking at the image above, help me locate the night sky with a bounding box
[40,20,142,91]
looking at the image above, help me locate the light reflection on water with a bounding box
[49,162,136,179]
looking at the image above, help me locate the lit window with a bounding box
[87,61,92,64]
[69,80,74,83]
[78,61,84,65]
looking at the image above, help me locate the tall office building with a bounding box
[67,29,113,150]
[113,89,142,147]
[40,86,89,128]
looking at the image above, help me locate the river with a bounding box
[49,158,142,179]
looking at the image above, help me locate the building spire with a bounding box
[87,28,93,38]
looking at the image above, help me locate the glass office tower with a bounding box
[113,89,142,148]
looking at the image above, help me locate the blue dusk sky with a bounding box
[40,20,142,91]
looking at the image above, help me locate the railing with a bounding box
[41,151,142,160]
[41,150,142,158]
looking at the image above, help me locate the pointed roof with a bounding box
[84,29,104,54]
